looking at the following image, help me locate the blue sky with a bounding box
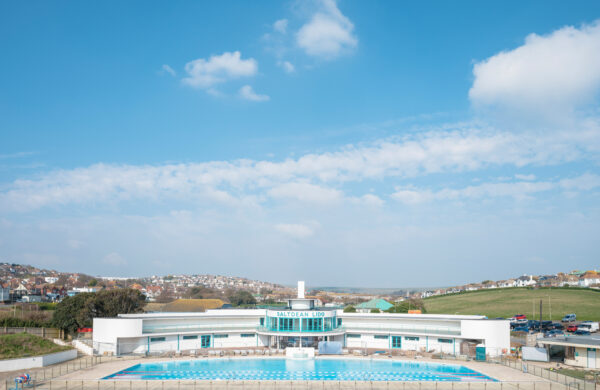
[1,1,599,287]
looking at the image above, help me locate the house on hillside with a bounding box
[161,299,229,312]
[560,275,580,287]
[515,275,536,287]
[579,272,600,287]
[497,280,516,288]
[355,298,394,313]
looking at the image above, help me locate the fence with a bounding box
[496,357,598,390]
[1,355,139,390]
[0,327,62,339]
[0,380,581,390]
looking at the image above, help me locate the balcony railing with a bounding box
[343,325,461,336]
[142,324,258,335]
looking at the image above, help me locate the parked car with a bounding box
[514,314,527,320]
[579,321,599,332]
[513,326,530,332]
[566,325,578,332]
[551,323,564,330]
[562,314,576,322]
[544,330,564,338]
[573,329,591,336]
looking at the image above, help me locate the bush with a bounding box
[343,305,356,313]
[370,308,380,313]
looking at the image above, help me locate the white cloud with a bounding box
[559,173,600,191]
[273,19,288,34]
[515,174,536,181]
[278,60,295,73]
[161,64,176,77]
[268,182,342,204]
[296,0,357,59]
[182,51,258,89]
[357,194,384,207]
[0,126,598,212]
[102,252,127,266]
[275,223,314,239]
[392,174,600,204]
[469,21,600,115]
[239,85,270,102]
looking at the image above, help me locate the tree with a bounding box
[343,305,356,313]
[370,308,380,313]
[52,289,146,334]
[226,290,257,306]
[88,279,98,287]
[52,292,95,334]
[385,299,427,314]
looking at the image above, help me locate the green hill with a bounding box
[423,287,600,321]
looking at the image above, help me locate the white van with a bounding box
[579,322,599,332]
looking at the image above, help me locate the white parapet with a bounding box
[286,347,315,359]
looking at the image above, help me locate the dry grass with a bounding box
[0,333,72,359]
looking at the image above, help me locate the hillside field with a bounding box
[0,333,72,360]
[423,287,600,321]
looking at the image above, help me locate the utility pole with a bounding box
[549,294,552,321]
[539,299,543,333]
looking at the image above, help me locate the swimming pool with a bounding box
[104,358,497,382]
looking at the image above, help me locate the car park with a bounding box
[573,329,591,336]
[579,321,599,332]
[544,329,565,338]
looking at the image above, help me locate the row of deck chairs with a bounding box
[187,348,287,357]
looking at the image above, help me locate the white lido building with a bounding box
[93,282,509,357]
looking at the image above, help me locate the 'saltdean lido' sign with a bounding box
[272,311,331,318]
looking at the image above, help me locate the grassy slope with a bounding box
[0,333,72,360]
[423,287,600,321]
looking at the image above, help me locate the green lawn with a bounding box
[423,287,600,321]
[0,333,72,360]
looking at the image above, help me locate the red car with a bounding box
[514,314,527,320]
[566,325,578,332]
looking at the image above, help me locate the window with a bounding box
[241,333,255,338]
[346,334,361,338]
[213,334,228,339]
[337,318,342,326]
[260,318,265,326]
[279,318,299,331]
[150,337,165,342]
[392,336,402,348]
[374,335,389,340]
[302,318,323,331]
[182,335,198,340]
[438,338,453,344]
[201,335,211,348]
[405,337,419,341]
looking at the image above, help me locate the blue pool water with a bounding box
[104,358,497,382]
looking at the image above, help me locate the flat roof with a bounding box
[538,336,600,348]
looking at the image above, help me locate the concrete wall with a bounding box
[566,347,599,369]
[461,320,510,356]
[0,349,77,372]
